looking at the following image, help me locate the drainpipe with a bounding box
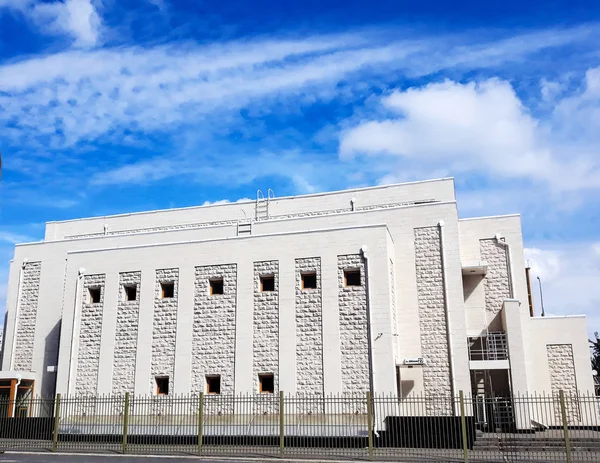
[438,221,457,414]
[10,260,27,371]
[67,268,85,396]
[360,246,379,437]
[495,234,514,299]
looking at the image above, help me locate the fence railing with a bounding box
[1,391,599,462]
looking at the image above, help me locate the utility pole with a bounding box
[536,276,545,317]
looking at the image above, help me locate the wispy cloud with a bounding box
[1,24,597,151]
[0,231,34,244]
[0,0,102,47]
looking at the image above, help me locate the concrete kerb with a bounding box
[4,451,409,463]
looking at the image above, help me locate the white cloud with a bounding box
[339,74,600,191]
[0,0,101,47]
[525,243,600,336]
[0,25,596,152]
[0,231,34,244]
[201,198,252,206]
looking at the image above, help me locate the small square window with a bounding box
[161,282,175,298]
[155,376,169,395]
[259,373,274,394]
[301,272,317,290]
[124,284,137,301]
[206,375,221,394]
[344,269,361,287]
[209,278,224,295]
[88,287,101,304]
[260,275,275,292]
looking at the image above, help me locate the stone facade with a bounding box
[192,264,237,404]
[295,257,323,398]
[415,227,452,414]
[13,262,41,371]
[150,268,179,394]
[338,254,369,397]
[547,344,581,424]
[253,261,279,412]
[480,239,511,322]
[75,273,105,395]
[112,271,141,394]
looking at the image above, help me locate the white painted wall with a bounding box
[0,177,592,412]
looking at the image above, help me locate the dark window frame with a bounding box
[260,275,275,292]
[301,272,317,290]
[209,278,224,296]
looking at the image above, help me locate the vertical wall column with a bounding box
[172,265,195,394]
[253,261,279,392]
[295,257,324,400]
[150,268,179,393]
[75,274,106,395]
[112,271,141,394]
[12,262,41,372]
[547,344,581,425]
[338,254,369,397]
[415,227,452,415]
[191,264,237,402]
[480,239,511,330]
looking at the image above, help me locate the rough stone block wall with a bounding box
[112,271,141,394]
[75,273,105,396]
[13,262,41,372]
[480,239,510,319]
[192,264,237,412]
[415,227,452,415]
[547,344,581,424]
[295,257,324,408]
[338,254,369,401]
[150,268,179,394]
[253,261,279,413]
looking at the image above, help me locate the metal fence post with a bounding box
[122,392,130,454]
[367,391,374,460]
[279,391,285,457]
[459,391,468,463]
[559,390,573,463]
[198,392,204,454]
[52,393,61,452]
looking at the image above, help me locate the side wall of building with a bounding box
[44,179,456,240]
[54,226,396,397]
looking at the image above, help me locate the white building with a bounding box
[0,178,594,424]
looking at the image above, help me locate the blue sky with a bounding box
[1,0,600,333]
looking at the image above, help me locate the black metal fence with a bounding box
[1,391,599,462]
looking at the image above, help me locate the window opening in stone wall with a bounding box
[161,282,175,298]
[124,284,137,301]
[301,272,317,290]
[209,278,224,295]
[155,376,169,395]
[344,269,361,287]
[259,373,275,393]
[88,287,101,304]
[260,275,275,292]
[206,375,221,394]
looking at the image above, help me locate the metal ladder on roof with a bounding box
[237,209,252,236]
[255,189,274,221]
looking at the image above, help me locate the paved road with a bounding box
[0,453,268,463]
